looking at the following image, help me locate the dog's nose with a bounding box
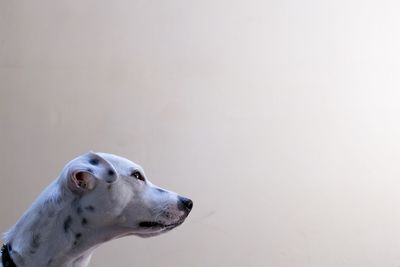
[178,196,193,212]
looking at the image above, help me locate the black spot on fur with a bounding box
[71,197,81,208]
[73,234,82,246]
[85,206,95,212]
[89,158,99,165]
[31,232,41,249]
[81,218,88,225]
[77,206,83,215]
[87,168,93,173]
[108,169,115,176]
[63,216,72,233]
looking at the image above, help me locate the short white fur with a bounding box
[1,152,192,267]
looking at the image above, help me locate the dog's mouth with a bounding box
[133,212,190,238]
[134,219,185,238]
[138,221,181,229]
[117,221,181,239]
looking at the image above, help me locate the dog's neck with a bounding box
[2,180,126,267]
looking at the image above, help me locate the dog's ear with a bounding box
[68,171,97,193]
[66,151,119,193]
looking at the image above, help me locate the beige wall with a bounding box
[2,0,400,266]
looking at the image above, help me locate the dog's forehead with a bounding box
[96,152,142,173]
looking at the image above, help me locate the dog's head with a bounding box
[60,152,192,238]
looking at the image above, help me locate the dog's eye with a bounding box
[131,171,144,181]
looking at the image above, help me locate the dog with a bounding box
[0,152,193,267]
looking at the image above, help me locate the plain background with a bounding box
[2,0,400,266]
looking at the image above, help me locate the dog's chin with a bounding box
[134,230,169,238]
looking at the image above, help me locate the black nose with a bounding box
[178,196,193,212]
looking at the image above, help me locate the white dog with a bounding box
[1,152,193,267]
